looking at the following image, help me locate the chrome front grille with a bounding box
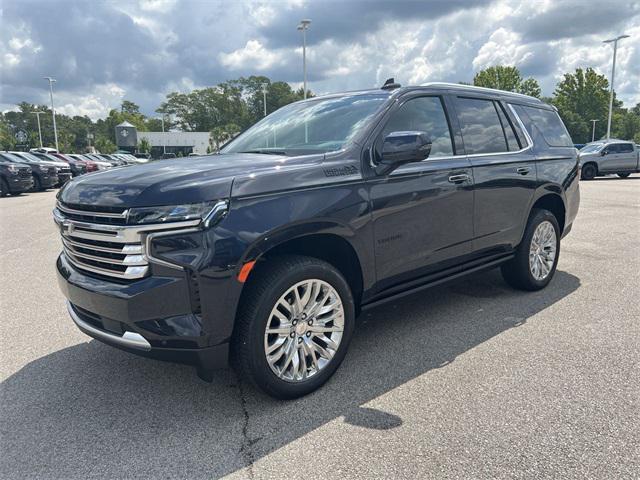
[54,202,202,281]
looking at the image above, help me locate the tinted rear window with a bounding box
[521,106,573,147]
[618,143,634,153]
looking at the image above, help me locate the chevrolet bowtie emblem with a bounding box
[62,221,75,234]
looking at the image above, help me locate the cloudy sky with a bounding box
[1,0,639,120]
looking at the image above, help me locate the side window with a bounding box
[607,144,620,153]
[520,106,573,147]
[495,103,522,151]
[382,96,454,157]
[454,97,508,154]
[619,143,634,153]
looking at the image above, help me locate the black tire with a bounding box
[617,173,631,178]
[0,178,8,197]
[501,209,560,291]
[232,255,355,399]
[581,163,597,180]
[33,175,42,191]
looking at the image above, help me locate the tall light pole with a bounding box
[44,77,59,151]
[603,34,630,139]
[160,115,166,155]
[590,119,599,142]
[32,111,45,148]
[261,82,268,117]
[297,19,311,99]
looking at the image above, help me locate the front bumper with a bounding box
[56,253,230,369]
[7,175,34,193]
[40,174,58,188]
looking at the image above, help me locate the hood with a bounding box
[59,152,311,207]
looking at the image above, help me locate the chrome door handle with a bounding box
[448,174,470,184]
[516,167,531,175]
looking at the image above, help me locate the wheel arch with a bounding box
[529,191,566,235]
[242,230,366,313]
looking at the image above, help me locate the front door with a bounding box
[368,95,474,291]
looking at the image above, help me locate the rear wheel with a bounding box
[233,255,355,399]
[0,178,9,197]
[501,209,560,291]
[581,163,597,180]
[617,173,631,178]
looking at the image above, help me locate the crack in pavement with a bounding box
[234,371,256,480]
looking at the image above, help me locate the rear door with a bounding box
[452,96,537,253]
[610,143,637,171]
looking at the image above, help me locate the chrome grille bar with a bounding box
[53,207,201,281]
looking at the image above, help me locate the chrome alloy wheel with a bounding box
[264,279,345,382]
[529,220,557,281]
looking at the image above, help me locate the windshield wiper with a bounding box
[238,149,287,155]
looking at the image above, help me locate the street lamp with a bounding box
[603,34,630,139]
[160,115,166,155]
[44,77,59,151]
[297,19,311,99]
[261,82,268,117]
[32,111,45,148]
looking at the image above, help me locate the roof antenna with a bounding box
[381,78,401,90]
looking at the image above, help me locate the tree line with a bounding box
[1,68,638,154]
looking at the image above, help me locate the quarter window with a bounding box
[381,96,454,157]
[520,106,573,147]
[454,97,509,154]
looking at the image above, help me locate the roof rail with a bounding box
[420,82,542,102]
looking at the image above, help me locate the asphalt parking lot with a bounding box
[1,177,639,479]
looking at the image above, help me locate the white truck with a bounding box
[579,140,640,180]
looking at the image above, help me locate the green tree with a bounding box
[210,123,241,151]
[94,136,116,153]
[473,66,541,97]
[138,137,151,153]
[121,100,141,114]
[551,67,610,143]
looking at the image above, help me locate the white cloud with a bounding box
[219,40,287,70]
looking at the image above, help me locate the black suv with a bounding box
[0,154,33,196]
[55,83,579,398]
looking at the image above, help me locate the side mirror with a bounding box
[600,149,607,156]
[375,131,432,175]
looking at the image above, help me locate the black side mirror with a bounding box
[375,131,432,175]
[600,149,607,156]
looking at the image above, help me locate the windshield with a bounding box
[580,144,604,153]
[223,93,389,155]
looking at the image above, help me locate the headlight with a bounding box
[128,201,225,225]
[38,165,50,172]
[7,164,19,174]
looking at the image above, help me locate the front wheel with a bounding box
[501,209,560,291]
[233,255,355,399]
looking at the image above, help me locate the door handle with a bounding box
[448,174,470,184]
[516,167,531,175]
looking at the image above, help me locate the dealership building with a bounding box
[116,121,211,157]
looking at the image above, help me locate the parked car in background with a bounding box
[28,152,73,185]
[54,82,580,399]
[31,152,73,187]
[2,151,58,190]
[67,154,99,172]
[579,140,640,179]
[0,153,34,196]
[83,154,113,170]
[50,153,88,176]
